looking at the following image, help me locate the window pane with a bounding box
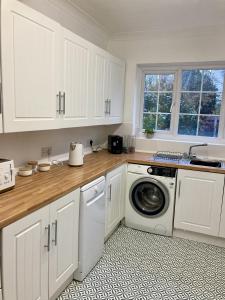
[159,74,174,91]
[182,70,202,91]
[200,93,221,115]
[178,115,198,135]
[143,114,156,130]
[180,92,200,114]
[145,74,158,91]
[198,116,219,137]
[144,92,157,112]
[157,114,171,130]
[202,70,225,92]
[158,93,172,113]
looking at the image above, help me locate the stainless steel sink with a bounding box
[189,158,222,168]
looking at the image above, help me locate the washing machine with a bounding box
[125,163,177,236]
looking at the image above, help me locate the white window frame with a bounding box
[139,63,225,143]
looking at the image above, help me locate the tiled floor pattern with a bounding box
[58,225,225,300]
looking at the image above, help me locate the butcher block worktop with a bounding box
[0,150,225,229]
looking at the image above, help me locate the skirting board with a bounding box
[173,229,225,248]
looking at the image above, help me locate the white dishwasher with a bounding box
[74,176,106,281]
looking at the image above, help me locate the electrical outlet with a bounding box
[41,146,52,158]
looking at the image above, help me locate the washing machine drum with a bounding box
[130,178,170,218]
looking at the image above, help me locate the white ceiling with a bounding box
[70,0,225,37]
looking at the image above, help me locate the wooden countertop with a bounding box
[0,150,225,229]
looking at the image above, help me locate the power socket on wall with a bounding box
[41,146,52,158]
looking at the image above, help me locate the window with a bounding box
[141,66,225,140]
[143,73,175,131]
[178,69,224,137]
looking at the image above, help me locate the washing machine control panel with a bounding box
[147,166,177,177]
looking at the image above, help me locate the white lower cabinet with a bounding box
[105,165,126,237]
[2,189,80,300]
[2,206,49,300]
[49,191,80,298]
[174,169,224,236]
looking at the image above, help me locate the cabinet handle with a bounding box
[63,92,66,115]
[178,180,181,198]
[109,184,112,201]
[56,92,62,113]
[52,220,58,246]
[44,224,50,252]
[105,99,109,114]
[108,99,111,115]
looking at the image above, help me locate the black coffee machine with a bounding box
[108,135,123,154]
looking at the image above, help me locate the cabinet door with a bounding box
[2,206,49,300]
[90,46,108,125]
[174,169,224,236]
[105,166,124,237]
[107,56,125,124]
[61,29,90,127]
[49,189,80,297]
[1,0,61,132]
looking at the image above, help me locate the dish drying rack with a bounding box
[154,151,184,161]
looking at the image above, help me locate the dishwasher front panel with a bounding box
[74,184,106,281]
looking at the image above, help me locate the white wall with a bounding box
[19,0,109,48]
[0,126,111,167]
[108,27,225,157]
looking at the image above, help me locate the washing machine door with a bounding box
[130,178,170,218]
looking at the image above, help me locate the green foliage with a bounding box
[143,69,225,137]
[144,128,154,135]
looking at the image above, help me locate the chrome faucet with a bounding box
[188,143,208,159]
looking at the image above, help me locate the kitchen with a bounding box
[0,0,225,299]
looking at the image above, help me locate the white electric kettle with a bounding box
[68,142,84,166]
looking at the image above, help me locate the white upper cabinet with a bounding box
[1,0,125,132]
[1,0,61,132]
[90,46,108,124]
[90,50,125,125]
[174,169,224,237]
[107,56,125,123]
[60,29,91,127]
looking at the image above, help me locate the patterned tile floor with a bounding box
[58,225,225,300]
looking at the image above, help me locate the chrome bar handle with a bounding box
[178,180,181,198]
[63,92,66,115]
[56,92,62,113]
[44,224,50,252]
[108,99,111,115]
[109,184,112,201]
[52,220,58,246]
[105,99,108,114]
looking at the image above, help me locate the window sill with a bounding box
[137,133,225,146]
